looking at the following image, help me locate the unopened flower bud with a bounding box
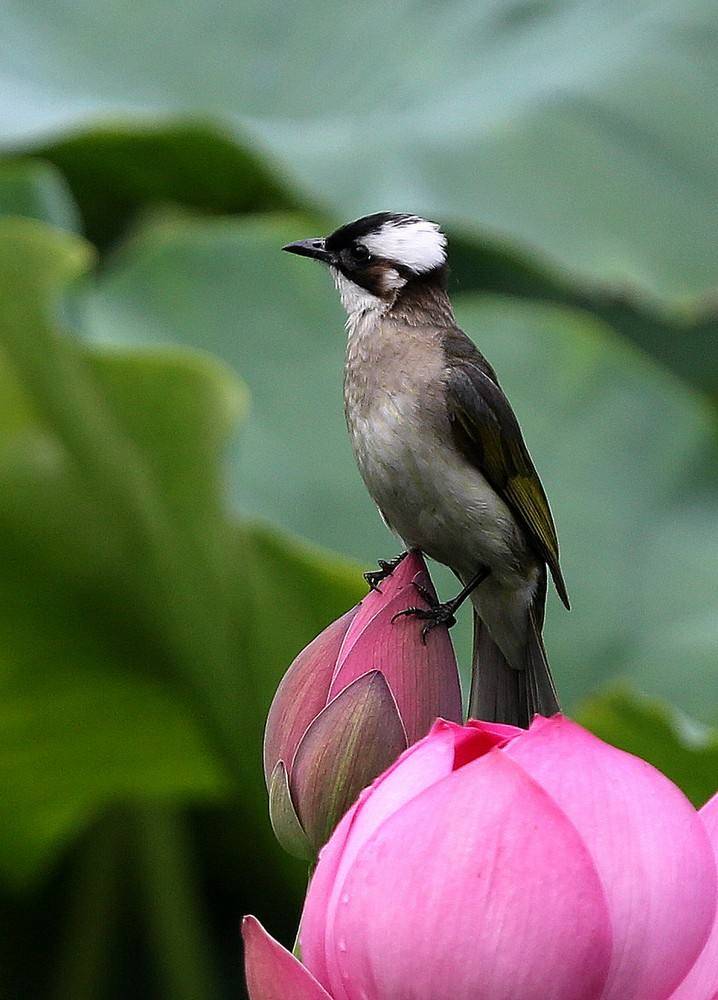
[263,552,461,858]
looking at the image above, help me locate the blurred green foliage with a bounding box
[3,0,718,304]
[0,2,715,997]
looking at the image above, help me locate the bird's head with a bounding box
[282,212,448,315]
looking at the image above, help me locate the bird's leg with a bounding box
[392,567,490,644]
[364,551,409,591]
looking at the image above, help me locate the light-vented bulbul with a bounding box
[283,213,569,727]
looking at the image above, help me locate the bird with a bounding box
[282,212,569,728]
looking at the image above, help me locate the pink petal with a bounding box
[299,800,362,992]
[301,721,517,988]
[325,750,612,1000]
[670,791,718,1000]
[437,717,521,768]
[465,717,525,742]
[264,609,357,784]
[242,916,333,1000]
[301,726,458,992]
[331,553,462,743]
[505,716,716,1000]
[290,670,407,850]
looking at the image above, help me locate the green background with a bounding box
[0,2,716,996]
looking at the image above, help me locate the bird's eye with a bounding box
[351,244,371,265]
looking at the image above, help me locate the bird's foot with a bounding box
[364,552,408,592]
[391,582,458,644]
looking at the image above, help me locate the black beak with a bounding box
[281,237,333,264]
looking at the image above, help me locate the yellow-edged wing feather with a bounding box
[446,360,570,609]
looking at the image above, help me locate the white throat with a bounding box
[331,268,385,319]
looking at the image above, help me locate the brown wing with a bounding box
[445,358,570,609]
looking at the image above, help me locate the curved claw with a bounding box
[391,603,457,645]
[391,605,424,624]
[364,554,408,593]
[364,569,385,592]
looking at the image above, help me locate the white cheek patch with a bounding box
[363,217,447,274]
[331,268,383,316]
[380,267,407,294]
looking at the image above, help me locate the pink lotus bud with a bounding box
[263,552,462,859]
[243,715,717,999]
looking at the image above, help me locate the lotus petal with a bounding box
[290,671,407,851]
[243,916,333,1000]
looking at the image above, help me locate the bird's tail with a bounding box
[468,574,560,729]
